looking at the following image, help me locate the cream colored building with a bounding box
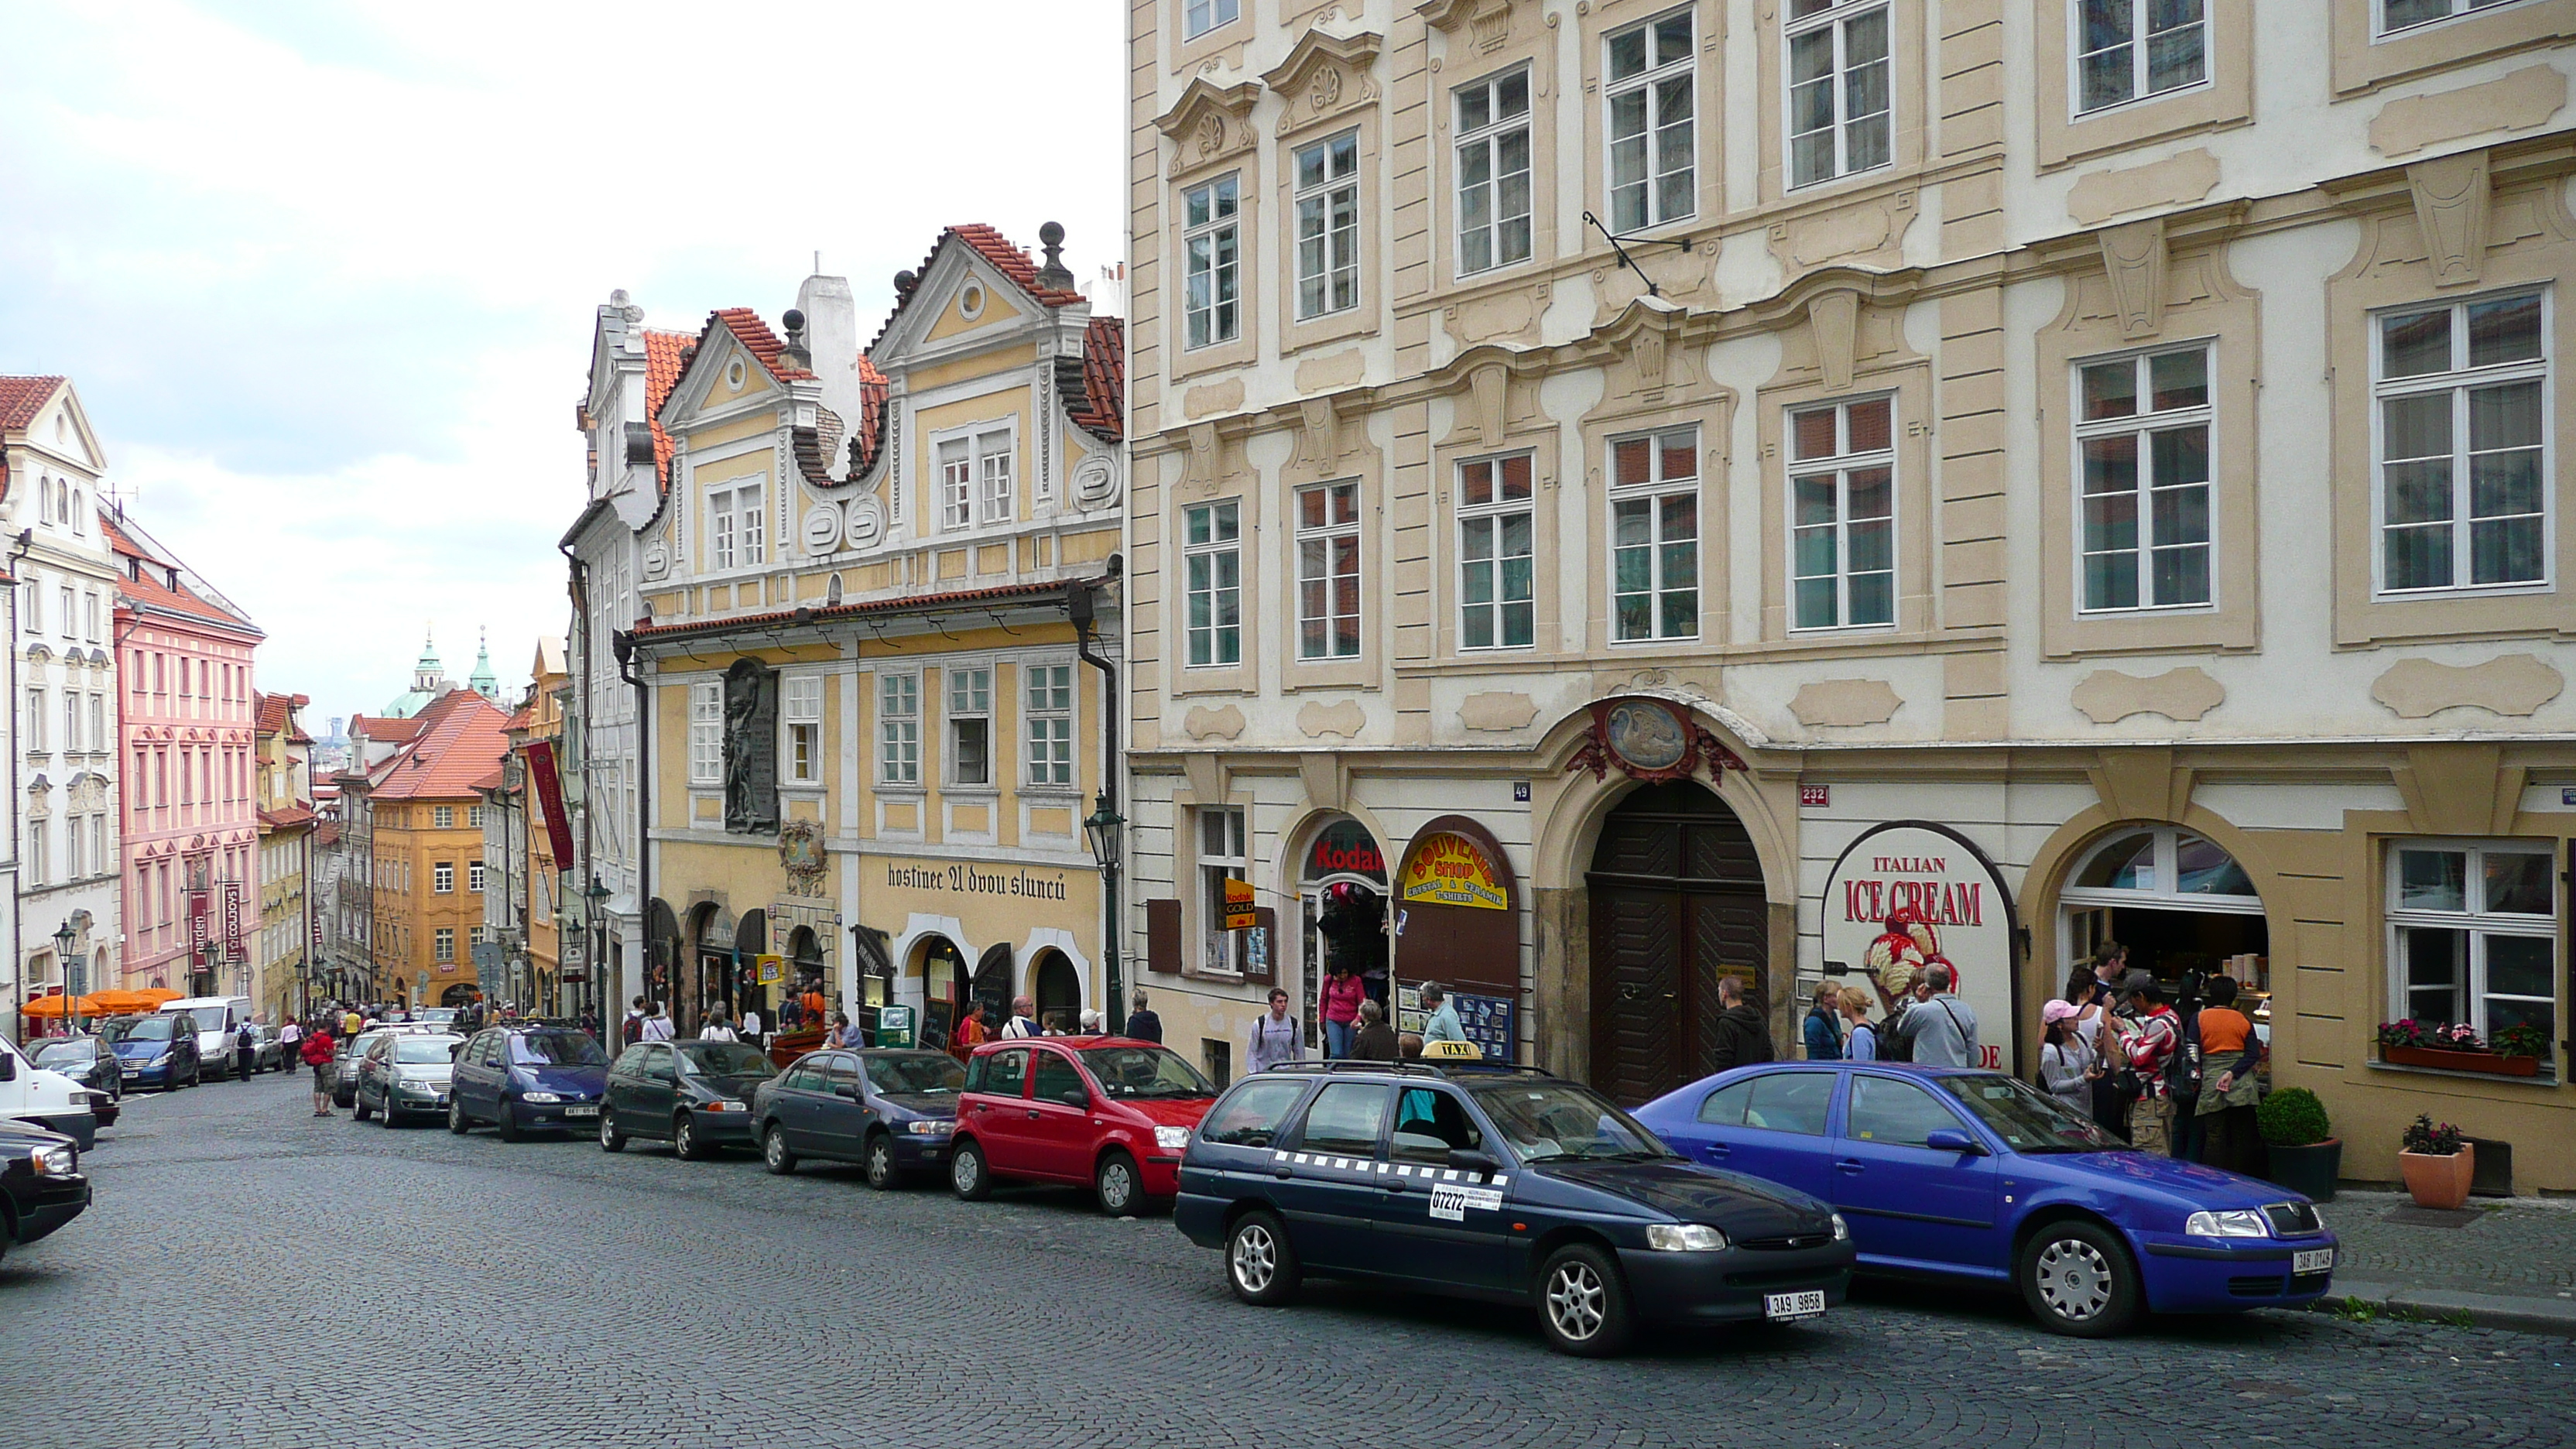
[1126,1,2576,1187]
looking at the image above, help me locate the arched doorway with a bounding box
[440,982,478,1008]
[1586,781,1767,1105]
[646,900,680,1016]
[2060,827,2269,1025]
[971,944,1015,1032]
[915,935,968,1045]
[788,926,826,1025]
[728,909,768,1024]
[1031,949,1080,1031]
[1297,816,1389,1050]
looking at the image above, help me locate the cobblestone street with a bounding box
[2,1078,2571,1449]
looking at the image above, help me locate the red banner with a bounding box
[526,739,576,867]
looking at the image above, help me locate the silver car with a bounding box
[352,1033,465,1126]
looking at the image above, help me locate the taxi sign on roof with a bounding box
[1418,1039,1483,1060]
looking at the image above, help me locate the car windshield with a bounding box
[1944,1073,2125,1154]
[1471,1081,1672,1163]
[1078,1046,1216,1100]
[677,1042,775,1077]
[187,1009,228,1034]
[32,1040,94,1067]
[509,1033,607,1067]
[124,1018,176,1042]
[392,1037,462,1065]
[864,1053,967,1095]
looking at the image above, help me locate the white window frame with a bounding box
[1182,173,1242,350]
[783,675,824,785]
[433,861,455,895]
[1783,0,1893,190]
[1604,8,1697,232]
[1183,0,1238,41]
[978,429,1016,525]
[878,673,920,786]
[469,859,486,893]
[1457,451,1536,652]
[1182,500,1243,669]
[932,423,1016,531]
[433,804,454,830]
[1197,805,1249,975]
[23,687,41,753]
[2386,839,2557,1052]
[938,435,973,531]
[1608,426,1701,643]
[707,478,766,571]
[947,665,993,790]
[27,820,45,889]
[1023,662,1075,790]
[1293,129,1361,320]
[1454,67,1534,276]
[2377,0,2527,39]
[2071,0,2210,116]
[1786,396,1898,632]
[434,927,455,964]
[2073,343,2215,614]
[1294,480,1363,660]
[688,681,723,786]
[2370,287,2553,598]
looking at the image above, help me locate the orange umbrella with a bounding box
[20,994,105,1018]
[87,988,180,1013]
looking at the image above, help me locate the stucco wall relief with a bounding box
[1768,191,1913,272]
[1788,679,1903,728]
[2369,65,2567,159]
[2070,666,2226,724]
[1297,699,1365,738]
[2370,654,2565,719]
[2065,148,2220,228]
[1457,692,1539,732]
[1183,704,1248,741]
[1183,378,1246,420]
[1293,349,1366,392]
[1443,284,1551,348]
[2407,150,2492,289]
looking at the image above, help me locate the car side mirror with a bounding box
[1924,1129,1986,1156]
[838,1084,861,1101]
[1057,1088,1089,1108]
[1447,1148,1500,1177]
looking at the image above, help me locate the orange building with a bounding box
[339,688,509,1009]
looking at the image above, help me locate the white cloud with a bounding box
[0,0,1126,730]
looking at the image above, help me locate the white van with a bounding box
[159,997,254,1081]
[0,1035,102,1149]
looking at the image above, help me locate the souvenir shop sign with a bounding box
[1820,822,2018,1071]
[1399,832,1508,910]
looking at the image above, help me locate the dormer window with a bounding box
[709,481,766,570]
[936,426,1016,531]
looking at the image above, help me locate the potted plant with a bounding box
[2256,1087,2338,1201]
[2396,1114,2475,1210]
[2378,1019,2540,1077]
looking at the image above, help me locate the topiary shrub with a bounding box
[2257,1087,2331,1147]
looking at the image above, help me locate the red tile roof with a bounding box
[642,329,690,481]
[351,714,426,745]
[0,376,64,431]
[949,224,1087,307]
[315,820,341,848]
[257,804,317,830]
[1070,317,1125,444]
[107,514,257,632]
[692,307,814,385]
[255,691,313,742]
[850,355,891,474]
[630,577,1082,643]
[370,690,513,802]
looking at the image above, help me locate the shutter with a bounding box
[1248,906,1276,981]
[1146,899,1182,978]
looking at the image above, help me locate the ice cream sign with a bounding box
[1819,822,2020,1070]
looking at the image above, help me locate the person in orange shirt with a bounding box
[800,985,827,1025]
[950,999,990,1063]
[2192,978,2265,1173]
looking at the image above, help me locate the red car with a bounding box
[949,1036,1219,1214]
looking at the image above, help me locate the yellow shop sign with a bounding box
[1399,832,1507,910]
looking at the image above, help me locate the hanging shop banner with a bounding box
[526,739,577,865]
[1819,822,2019,1072]
[755,954,786,986]
[1399,832,1507,910]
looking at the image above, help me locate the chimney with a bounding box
[793,270,861,451]
[1036,221,1076,294]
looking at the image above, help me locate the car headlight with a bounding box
[521,1091,563,1104]
[1831,1213,1850,1242]
[703,1099,745,1112]
[149,1053,170,1067]
[1646,1223,1728,1252]
[33,1145,77,1177]
[2186,1209,2271,1238]
[906,1119,955,1136]
[1153,1125,1193,1153]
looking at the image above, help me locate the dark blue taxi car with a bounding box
[1175,1063,1854,1357]
[1632,1063,2339,1338]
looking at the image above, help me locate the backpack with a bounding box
[2163,1009,2204,1099]
[1876,1012,1913,1064]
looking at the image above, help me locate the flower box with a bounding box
[2382,1044,2540,1076]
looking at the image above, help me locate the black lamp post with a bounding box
[1081,793,1125,1036]
[587,876,613,1031]
[53,920,78,1038]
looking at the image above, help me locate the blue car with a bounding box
[105,1015,200,1091]
[1632,1063,2338,1338]
[447,1026,609,1140]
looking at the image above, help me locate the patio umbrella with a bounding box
[87,988,180,1013]
[20,994,106,1018]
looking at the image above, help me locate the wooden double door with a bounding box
[1587,782,1768,1105]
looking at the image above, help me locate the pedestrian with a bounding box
[1349,999,1398,1060]
[1803,980,1843,1061]
[301,1023,337,1116]
[831,1011,865,1049]
[1895,964,1980,1067]
[2038,1000,2096,1115]
[341,1006,361,1038]
[1124,988,1163,1044]
[1835,987,1879,1061]
[2167,971,2210,1161]
[2089,943,2130,1002]
[1873,964,1920,1063]
[1397,1031,1424,1060]
[1043,1012,1073,1036]
[1078,1008,1104,1034]
[279,1015,303,1067]
[2192,978,2265,1173]
[700,1011,739,1043]
[1708,975,1773,1072]
[999,995,1041,1040]
[235,1019,258,1081]
[1318,961,1364,1059]
[640,1002,676,1043]
[1419,983,1465,1044]
[2064,970,2128,1139]
[2116,971,2181,1154]
[953,1000,991,1060]
[800,982,827,1025]
[739,1005,763,1045]
[622,997,647,1046]
[1246,988,1302,1073]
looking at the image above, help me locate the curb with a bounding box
[2315,1277,2576,1338]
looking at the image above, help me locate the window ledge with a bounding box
[2366,1060,2561,1088]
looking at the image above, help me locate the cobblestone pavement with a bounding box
[2321,1190,2576,1298]
[2,1077,2571,1449]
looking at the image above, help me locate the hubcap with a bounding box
[1105,1163,1133,1208]
[768,1132,786,1166]
[1231,1225,1276,1292]
[1547,1262,1605,1341]
[868,1142,889,1178]
[954,1151,977,1192]
[601,1118,617,1147]
[2035,1238,2114,1320]
[677,1122,693,1154]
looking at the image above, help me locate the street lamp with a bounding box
[587,876,613,1029]
[1081,793,1125,1035]
[53,920,77,1038]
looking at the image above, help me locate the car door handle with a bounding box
[1701,1143,1732,1161]
[1836,1159,1864,1175]
[1026,1109,1041,1120]
[1384,1178,1410,1192]
[1273,1168,1294,1180]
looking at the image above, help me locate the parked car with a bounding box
[413,1007,461,1030]
[249,1024,289,1074]
[351,1033,464,1126]
[1631,1063,2341,1338]
[753,1048,964,1186]
[158,997,253,1081]
[107,1014,200,1093]
[28,1037,121,1127]
[0,1118,88,1262]
[448,1026,609,1139]
[598,1040,777,1160]
[951,1036,1221,1215]
[0,1036,105,1149]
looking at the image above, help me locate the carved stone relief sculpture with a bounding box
[722,656,780,834]
[2406,149,2492,289]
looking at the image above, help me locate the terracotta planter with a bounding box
[2399,1142,2477,1211]
[2382,1044,2540,1076]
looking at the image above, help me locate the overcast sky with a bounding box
[0,0,1125,735]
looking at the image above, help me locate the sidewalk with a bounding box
[2313,1188,2576,1336]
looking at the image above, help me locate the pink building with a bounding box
[108,511,262,995]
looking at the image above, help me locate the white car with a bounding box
[159,997,254,1081]
[0,1036,104,1149]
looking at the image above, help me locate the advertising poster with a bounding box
[1450,988,1516,1061]
[1819,822,2019,1070]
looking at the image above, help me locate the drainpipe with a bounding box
[5,530,27,1043]
[612,625,651,1027]
[1070,555,1123,1035]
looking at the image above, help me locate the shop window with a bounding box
[1454,67,1533,276]
[2074,0,2207,114]
[2373,290,2547,595]
[879,673,920,786]
[1610,425,1700,642]
[2386,842,2557,1050]
[1183,501,1242,667]
[2077,344,2213,611]
[2380,0,2524,36]
[1183,174,1242,349]
[1458,453,1535,650]
[1605,9,1696,231]
[1198,805,1249,975]
[1786,0,1891,188]
[1295,481,1362,659]
[1293,130,1360,320]
[947,666,992,788]
[1788,397,1895,631]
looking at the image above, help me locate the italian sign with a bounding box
[1819,822,2018,1071]
[1223,877,1257,931]
[1399,832,1507,910]
[1429,1184,1505,1221]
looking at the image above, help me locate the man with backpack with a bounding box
[622,996,647,1047]
[1895,964,1980,1067]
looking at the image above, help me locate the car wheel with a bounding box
[862,1132,897,1190]
[1095,1149,1143,1216]
[448,1098,471,1134]
[495,1102,524,1143]
[599,1112,627,1153]
[1225,1210,1300,1307]
[352,1094,372,1122]
[673,1114,704,1161]
[950,1139,992,1201]
[2017,1220,2142,1338]
[380,1101,401,1129]
[1535,1243,1634,1358]
[762,1125,798,1175]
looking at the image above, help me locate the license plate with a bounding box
[1764,1290,1828,1321]
[2293,1248,2334,1275]
[564,1105,599,1118]
[120,1067,139,1077]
